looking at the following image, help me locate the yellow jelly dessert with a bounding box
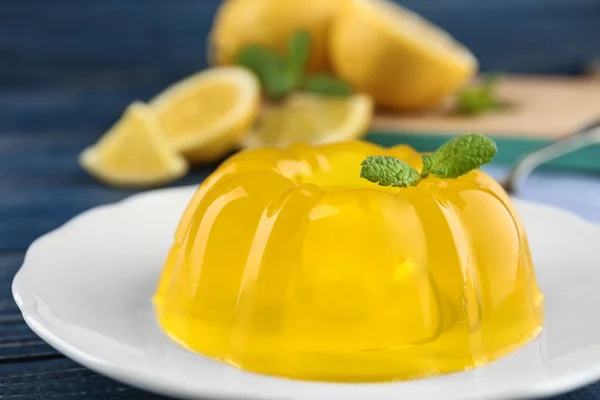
[153,135,544,382]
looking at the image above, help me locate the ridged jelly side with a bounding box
[154,141,543,382]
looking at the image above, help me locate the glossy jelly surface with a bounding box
[153,141,544,382]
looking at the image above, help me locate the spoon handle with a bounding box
[505,119,600,191]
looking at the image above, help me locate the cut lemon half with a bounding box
[150,67,260,163]
[242,93,374,148]
[330,0,478,110]
[79,102,188,187]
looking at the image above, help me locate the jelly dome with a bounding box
[153,140,544,382]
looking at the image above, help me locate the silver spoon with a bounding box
[501,119,600,194]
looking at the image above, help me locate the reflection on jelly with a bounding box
[153,141,544,382]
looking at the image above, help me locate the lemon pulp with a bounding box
[150,67,260,163]
[154,142,543,382]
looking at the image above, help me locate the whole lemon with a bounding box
[210,0,345,72]
[330,0,478,110]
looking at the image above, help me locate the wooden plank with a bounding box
[0,251,61,361]
[373,75,600,139]
[0,170,211,252]
[0,252,33,341]
[0,359,596,400]
[0,252,24,313]
[0,338,58,364]
[0,187,131,251]
[0,357,169,399]
[0,316,39,343]
[0,88,153,134]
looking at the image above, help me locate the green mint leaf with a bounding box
[265,70,296,100]
[235,44,280,77]
[302,74,353,97]
[360,156,421,188]
[235,45,294,100]
[286,30,312,86]
[456,89,492,115]
[456,73,502,116]
[421,133,497,178]
[422,154,434,174]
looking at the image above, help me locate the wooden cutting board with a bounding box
[371,74,600,139]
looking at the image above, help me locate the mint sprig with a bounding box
[456,73,503,116]
[235,45,294,100]
[235,30,353,100]
[360,134,497,188]
[286,30,311,85]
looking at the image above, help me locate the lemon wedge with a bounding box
[150,66,260,163]
[242,93,373,148]
[79,102,188,187]
[330,0,477,110]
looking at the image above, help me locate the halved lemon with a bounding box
[242,93,374,148]
[150,67,260,163]
[329,0,478,110]
[79,102,188,187]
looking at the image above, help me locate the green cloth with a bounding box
[366,131,600,173]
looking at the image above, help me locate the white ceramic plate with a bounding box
[12,186,600,400]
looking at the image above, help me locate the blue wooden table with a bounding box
[2,0,600,397]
